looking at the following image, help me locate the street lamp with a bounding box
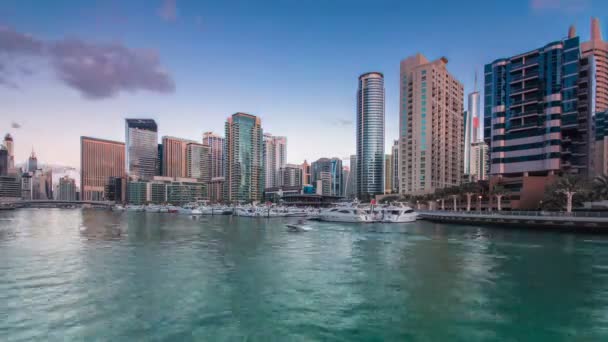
[478,195,482,212]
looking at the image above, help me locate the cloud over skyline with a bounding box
[0,25,175,99]
[158,0,178,22]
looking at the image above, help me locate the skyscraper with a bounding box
[81,137,125,201]
[391,140,399,193]
[203,132,225,179]
[484,26,588,208]
[278,164,303,187]
[470,141,489,182]
[27,149,37,172]
[464,76,481,179]
[225,113,264,203]
[162,136,197,178]
[301,160,311,185]
[57,175,77,201]
[400,54,464,195]
[357,72,385,200]
[349,154,357,197]
[263,133,287,189]
[125,119,158,180]
[311,157,343,196]
[186,142,210,182]
[0,145,8,176]
[581,19,608,175]
[384,154,393,194]
[3,134,14,170]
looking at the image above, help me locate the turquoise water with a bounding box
[2,209,608,341]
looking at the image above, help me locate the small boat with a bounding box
[286,224,312,232]
[377,205,418,223]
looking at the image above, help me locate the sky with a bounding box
[1,0,607,168]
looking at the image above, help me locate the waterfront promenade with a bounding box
[419,210,608,232]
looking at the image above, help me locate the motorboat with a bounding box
[377,205,417,223]
[318,207,375,223]
[286,223,312,232]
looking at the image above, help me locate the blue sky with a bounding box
[1,0,606,168]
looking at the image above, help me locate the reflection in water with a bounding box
[1,209,608,340]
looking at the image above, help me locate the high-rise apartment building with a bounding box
[400,54,464,195]
[301,160,311,185]
[125,119,158,180]
[582,19,608,175]
[349,155,357,197]
[391,140,399,193]
[464,78,481,179]
[203,132,225,179]
[27,149,37,172]
[484,27,589,208]
[357,72,385,199]
[3,134,14,170]
[278,164,303,187]
[162,136,197,178]
[57,175,77,201]
[225,113,264,203]
[263,133,287,189]
[311,157,343,197]
[384,154,393,194]
[0,146,8,176]
[470,141,489,182]
[81,137,125,201]
[186,142,210,182]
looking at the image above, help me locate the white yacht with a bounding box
[378,205,417,223]
[318,207,374,223]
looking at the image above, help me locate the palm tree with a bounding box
[593,174,608,200]
[543,175,589,213]
[461,182,479,212]
[490,185,509,211]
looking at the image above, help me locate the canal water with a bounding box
[1,209,608,341]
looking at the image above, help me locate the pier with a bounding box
[419,210,608,232]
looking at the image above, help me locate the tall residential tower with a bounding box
[356,72,385,200]
[224,113,264,203]
[400,54,464,195]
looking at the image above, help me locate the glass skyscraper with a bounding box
[225,113,264,203]
[125,119,158,180]
[356,72,385,200]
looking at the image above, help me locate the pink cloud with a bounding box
[0,25,175,99]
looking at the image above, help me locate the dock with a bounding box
[418,210,608,232]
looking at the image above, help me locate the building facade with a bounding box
[264,134,287,189]
[357,72,385,199]
[278,164,302,187]
[384,154,393,194]
[484,28,589,208]
[162,136,197,178]
[186,142,210,182]
[465,85,481,179]
[0,146,7,176]
[311,157,343,197]
[391,140,399,193]
[0,175,21,200]
[203,132,225,179]
[224,113,264,203]
[400,54,464,195]
[27,149,37,172]
[470,141,489,182]
[301,160,311,185]
[3,134,14,170]
[582,19,608,175]
[125,119,158,180]
[57,175,77,201]
[81,137,126,201]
